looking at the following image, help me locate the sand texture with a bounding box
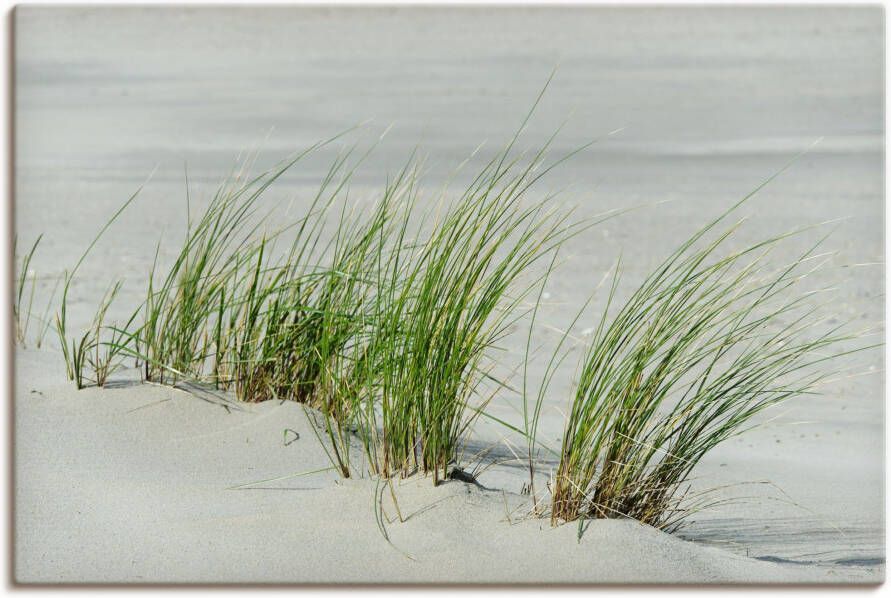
[13,349,882,584]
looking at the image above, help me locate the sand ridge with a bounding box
[13,349,882,584]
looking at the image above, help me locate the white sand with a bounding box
[13,6,884,585]
[13,349,881,584]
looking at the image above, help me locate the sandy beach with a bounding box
[13,348,882,584]
[13,6,884,584]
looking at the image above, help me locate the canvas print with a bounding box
[12,5,884,584]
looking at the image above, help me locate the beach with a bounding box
[13,6,884,584]
[14,347,882,584]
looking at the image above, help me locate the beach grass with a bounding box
[345,150,575,482]
[75,82,594,485]
[43,111,871,529]
[13,234,41,346]
[55,184,144,387]
[82,131,581,485]
[545,206,866,530]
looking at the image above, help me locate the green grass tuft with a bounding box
[546,213,869,529]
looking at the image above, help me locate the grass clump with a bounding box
[136,158,301,386]
[348,153,575,483]
[65,280,135,388]
[56,185,144,387]
[128,138,386,403]
[97,102,589,485]
[228,164,402,408]
[546,202,866,530]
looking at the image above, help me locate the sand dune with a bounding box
[13,349,881,584]
[13,6,884,585]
